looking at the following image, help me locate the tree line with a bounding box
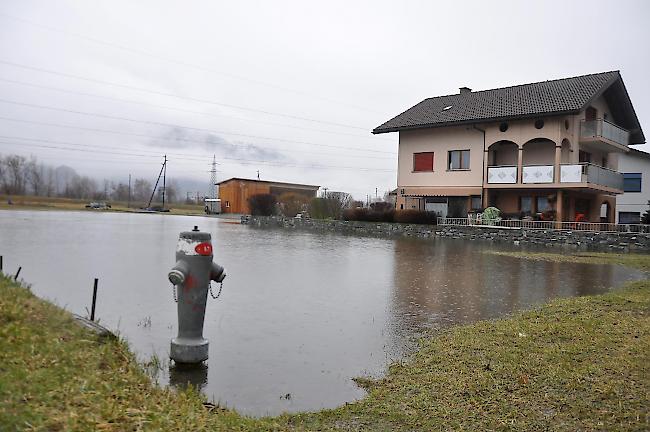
[0,153,180,204]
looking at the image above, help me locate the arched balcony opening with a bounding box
[522,138,556,184]
[486,140,518,184]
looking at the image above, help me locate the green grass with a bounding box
[0,194,206,216]
[1,252,649,430]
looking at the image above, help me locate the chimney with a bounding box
[459,87,471,94]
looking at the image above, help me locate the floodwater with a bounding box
[0,210,642,416]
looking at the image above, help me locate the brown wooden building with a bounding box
[217,178,320,214]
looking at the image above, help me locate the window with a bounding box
[520,196,532,214]
[536,196,549,212]
[225,201,230,208]
[471,195,482,210]
[534,119,544,129]
[448,150,470,170]
[619,212,640,224]
[623,173,642,192]
[413,152,434,172]
[499,122,508,132]
[579,150,591,163]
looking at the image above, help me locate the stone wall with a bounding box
[242,216,650,252]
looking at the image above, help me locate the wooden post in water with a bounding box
[14,266,21,281]
[90,278,98,321]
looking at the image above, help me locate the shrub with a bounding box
[278,192,309,217]
[393,210,438,225]
[343,207,395,222]
[248,194,276,216]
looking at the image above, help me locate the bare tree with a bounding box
[325,191,353,219]
[4,155,27,195]
[26,157,46,196]
[133,178,152,203]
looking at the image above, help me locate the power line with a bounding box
[0,116,395,161]
[0,98,395,155]
[0,77,393,142]
[0,12,383,114]
[0,138,395,172]
[0,59,371,131]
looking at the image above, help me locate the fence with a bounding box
[438,217,650,234]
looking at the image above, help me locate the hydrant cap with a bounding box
[177,229,213,256]
[179,229,211,242]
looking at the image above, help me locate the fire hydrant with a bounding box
[168,226,226,363]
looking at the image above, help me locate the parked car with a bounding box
[85,202,111,209]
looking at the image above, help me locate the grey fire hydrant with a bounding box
[168,226,226,363]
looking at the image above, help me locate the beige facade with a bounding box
[395,94,631,222]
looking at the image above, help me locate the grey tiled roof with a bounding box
[373,71,620,134]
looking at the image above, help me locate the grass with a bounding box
[1,252,649,430]
[485,250,650,271]
[0,194,205,216]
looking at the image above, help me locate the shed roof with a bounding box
[373,71,645,144]
[217,177,320,189]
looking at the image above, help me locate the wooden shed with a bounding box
[217,178,320,214]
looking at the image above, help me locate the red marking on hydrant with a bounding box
[185,274,196,290]
[195,242,213,256]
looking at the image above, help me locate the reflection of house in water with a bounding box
[388,240,630,335]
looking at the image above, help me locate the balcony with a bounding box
[580,119,630,149]
[522,165,554,184]
[487,166,517,184]
[560,163,624,190]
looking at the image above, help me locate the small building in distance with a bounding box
[217,178,320,214]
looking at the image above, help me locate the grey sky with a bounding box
[1,0,649,199]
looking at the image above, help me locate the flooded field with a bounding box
[0,210,642,416]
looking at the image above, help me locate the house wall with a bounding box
[398,126,484,188]
[219,181,271,214]
[484,117,563,148]
[616,151,650,223]
[219,181,319,214]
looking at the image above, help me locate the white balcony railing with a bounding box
[487,166,517,184]
[560,163,624,190]
[522,165,554,183]
[580,119,630,146]
[438,217,650,233]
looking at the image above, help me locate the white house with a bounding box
[616,148,650,223]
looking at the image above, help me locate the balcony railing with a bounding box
[522,165,554,184]
[560,163,623,190]
[580,119,630,146]
[438,217,650,233]
[487,165,517,184]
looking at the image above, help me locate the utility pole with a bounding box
[127,174,131,208]
[256,170,260,180]
[162,154,167,210]
[375,187,378,199]
[323,187,328,198]
[210,155,218,199]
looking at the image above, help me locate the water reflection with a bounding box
[387,238,632,351]
[0,210,641,416]
[169,363,208,392]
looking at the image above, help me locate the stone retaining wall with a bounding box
[242,216,650,252]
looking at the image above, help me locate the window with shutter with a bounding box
[413,152,434,172]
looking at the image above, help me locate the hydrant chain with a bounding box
[209,281,223,300]
[173,284,178,303]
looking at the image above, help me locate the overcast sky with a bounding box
[1,0,649,199]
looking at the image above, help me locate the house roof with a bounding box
[216,177,320,189]
[373,71,645,144]
[628,148,650,161]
